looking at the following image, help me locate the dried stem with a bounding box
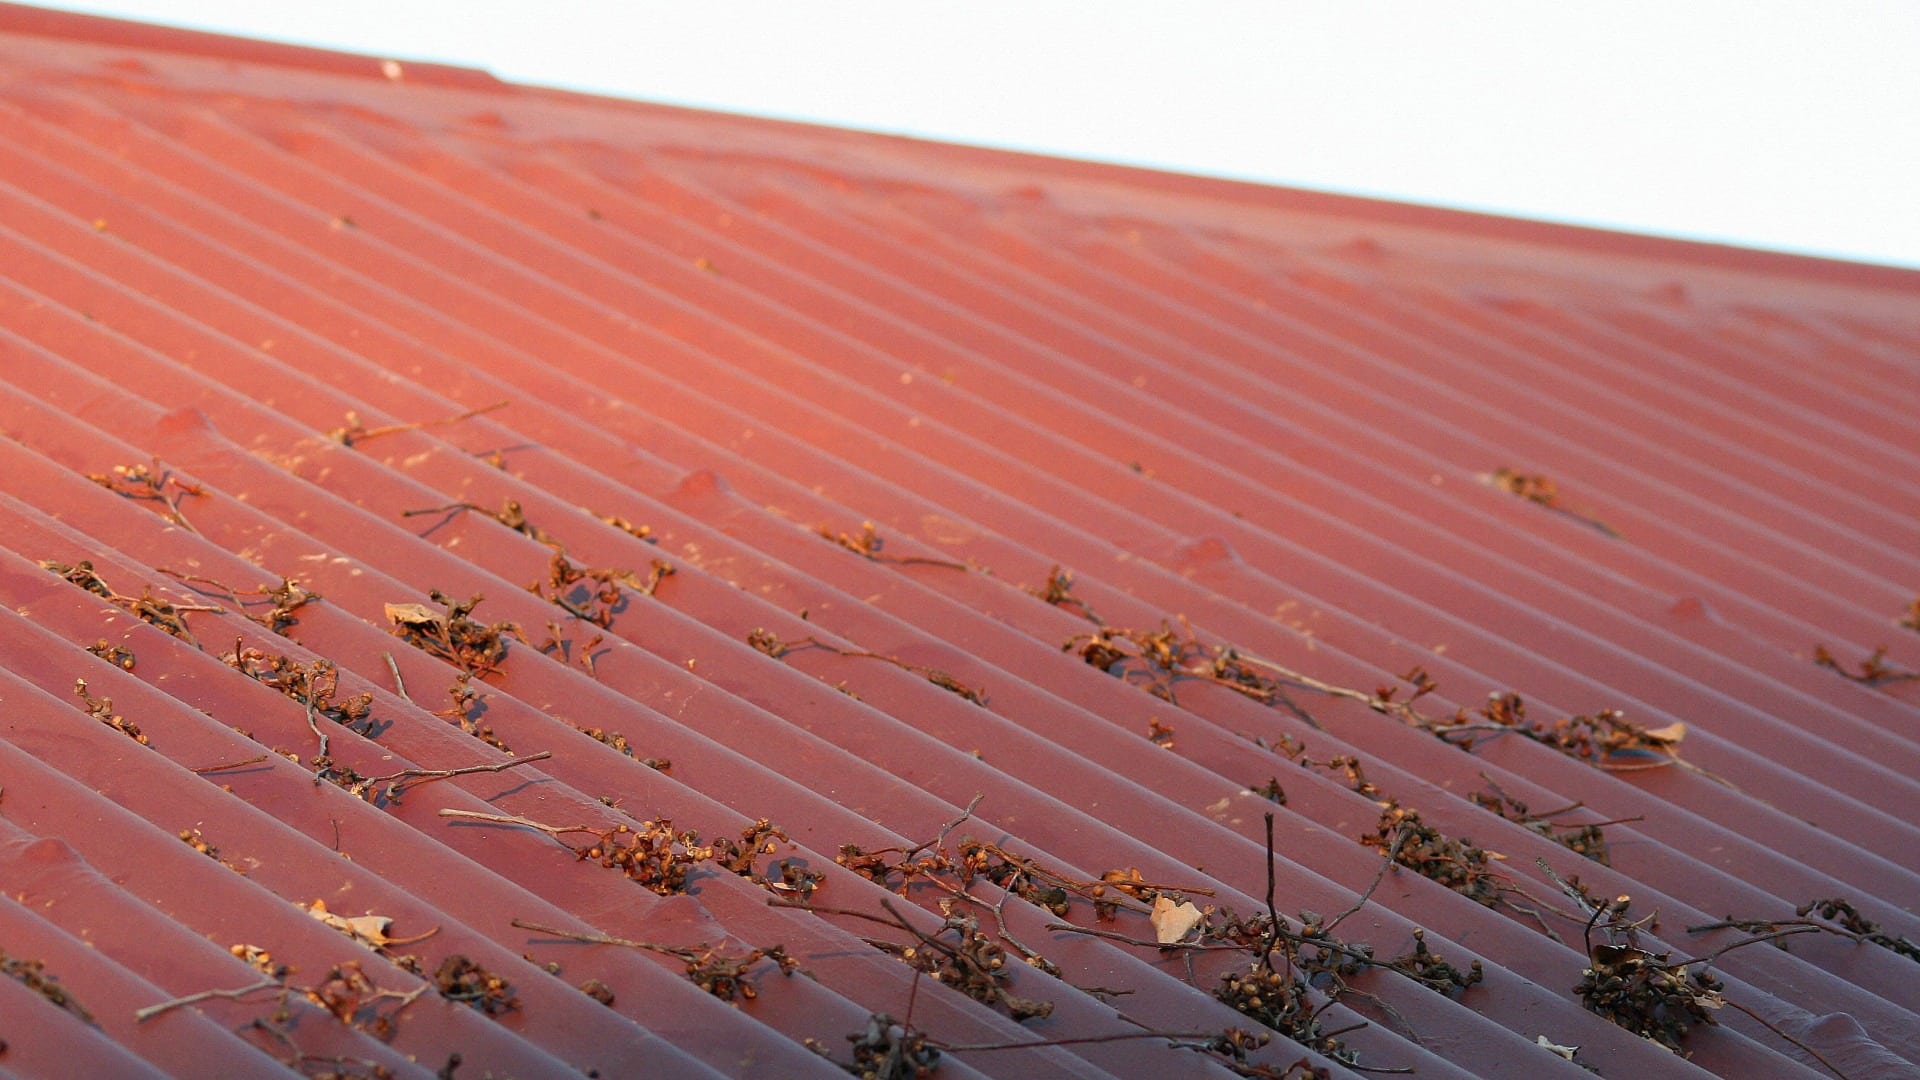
[332,400,509,447]
[190,754,271,774]
[358,751,551,801]
[385,653,409,703]
[1721,998,1853,1080]
[135,977,284,1022]
[436,808,599,838]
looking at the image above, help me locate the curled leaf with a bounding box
[306,899,438,949]
[1149,895,1204,944]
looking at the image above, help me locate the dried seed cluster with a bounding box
[1812,643,1920,686]
[1363,801,1505,907]
[225,647,374,731]
[386,592,515,678]
[1387,928,1484,995]
[86,456,204,530]
[1576,901,1724,1053]
[842,1013,940,1080]
[873,911,1052,1021]
[73,678,151,746]
[431,955,518,1016]
[819,521,969,571]
[749,629,986,705]
[44,559,216,645]
[1470,785,1613,865]
[1,950,93,1025]
[86,638,137,670]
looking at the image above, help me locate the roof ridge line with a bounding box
[0,2,505,91]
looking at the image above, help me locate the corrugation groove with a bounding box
[0,8,1916,1080]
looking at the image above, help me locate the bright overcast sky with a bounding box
[32,1,1920,269]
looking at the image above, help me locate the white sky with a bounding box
[30,2,1920,269]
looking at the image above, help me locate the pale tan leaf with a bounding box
[1149,895,1204,944]
[1640,722,1686,745]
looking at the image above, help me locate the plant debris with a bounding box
[1031,564,1103,625]
[750,629,986,706]
[43,559,222,646]
[1363,800,1506,908]
[840,1012,940,1080]
[1469,778,1631,866]
[431,955,518,1016]
[224,645,375,734]
[158,569,320,635]
[73,678,151,746]
[387,592,517,678]
[1487,467,1618,538]
[306,900,442,950]
[528,550,671,628]
[432,673,510,752]
[86,456,205,532]
[86,639,137,670]
[596,513,655,542]
[178,828,220,860]
[328,399,508,447]
[510,919,798,1002]
[1573,893,1725,1053]
[445,808,805,898]
[1811,644,1920,687]
[1386,929,1483,995]
[820,521,971,571]
[404,497,559,548]
[1538,860,1845,1070]
[2,949,94,1025]
[1687,896,1919,965]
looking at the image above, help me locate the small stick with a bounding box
[1325,827,1407,935]
[1723,999,1853,1080]
[1258,812,1281,970]
[360,751,552,800]
[385,653,409,703]
[135,978,284,1022]
[436,808,598,838]
[305,685,329,772]
[337,400,509,447]
[190,754,271,774]
[906,794,985,861]
[511,919,699,958]
[936,1031,1220,1052]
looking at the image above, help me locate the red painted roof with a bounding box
[1,5,1917,1079]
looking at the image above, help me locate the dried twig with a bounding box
[330,400,508,447]
[749,629,986,705]
[135,977,284,1022]
[354,751,551,802]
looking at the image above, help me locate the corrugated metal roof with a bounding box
[0,6,1916,1078]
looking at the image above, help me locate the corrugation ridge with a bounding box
[1590,299,1920,441]
[1113,228,1920,621]
[1463,296,1920,516]
[832,183,1920,586]
[1704,307,1920,414]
